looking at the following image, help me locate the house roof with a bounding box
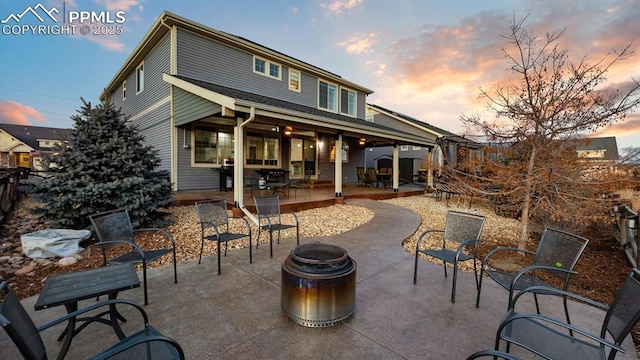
[366,103,480,148]
[577,136,620,161]
[0,124,69,150]
[100,11,374,102]
[167,75,432,146]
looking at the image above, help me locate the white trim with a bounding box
[318,79,338,113]
[136,61,145,94]
[400,145,409,151]
[339,86,357,117]
[253,55,281,80]
[288,68,301,92]
[122,79,127,100]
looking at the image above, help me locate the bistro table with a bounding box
[35,263,140,360]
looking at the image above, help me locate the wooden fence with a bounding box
[0,167,30,225]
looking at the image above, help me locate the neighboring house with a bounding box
[576,136,620,169]
[365,103,482,185]
[100,11,435,209]
[0,124,69,170]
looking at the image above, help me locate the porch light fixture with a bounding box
[284,126,293,136]
[359,138,366,146]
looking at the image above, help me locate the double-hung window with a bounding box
[289,69,301,92]
[318,80,338,112]
[253,55,281,80]
[136,62,144,93]
[193,127,233,165]
[122,80,126,100]
[340,88,356,116]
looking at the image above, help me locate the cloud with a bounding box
[337,32,380,54]
[594,113,640,137]
[368,0,640,134]
[96,0,143,12]
[291,6,298,16]
[321,0,363,14]
[85,34,127,52]
[0,101,47,125]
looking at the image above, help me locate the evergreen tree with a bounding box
[27,100,174,229]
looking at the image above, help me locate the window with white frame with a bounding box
[289,69,301,92]
[318,80,338,112]
[136,62,144,93]
[413,146,421,150]
[122,80,126,100]
[193,127,233,165]
[340,88,356,116]
[246,132,279,166]
[400,145,409,151]
[253,55,281,80]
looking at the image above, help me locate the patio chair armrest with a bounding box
[289,210,299,225]
[90,334,185,360]
[134,228,177,247]
[497,312,624,354]
[416,229,444,250]
[480,247,535,269]
[238,217,252,236]
[37,299,149,333]
[199,221,221,237]
[507,265,579,306]
[511,285,608,312]
[454,239,481,258]
[96,240,145,259]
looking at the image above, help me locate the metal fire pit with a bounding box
[281,242,356,327]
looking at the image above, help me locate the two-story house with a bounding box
[100,11,438,209]
[0,124,69,170]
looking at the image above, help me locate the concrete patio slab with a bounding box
[1,198,636,359]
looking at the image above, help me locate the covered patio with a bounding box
[2,199,635,359]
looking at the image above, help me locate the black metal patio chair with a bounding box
[466,349,522,359]
[195,199,252,275]
[413,210,486,303]
[287,170,312,199]
[476,228,589,328]
[0,281,185,360]
[253,195,299,258]
[89,209,178,305]
[495,268,640,360]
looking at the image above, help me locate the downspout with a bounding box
[236,107,259,224]
[159,18,179,191]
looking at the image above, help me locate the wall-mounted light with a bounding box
[628,216,637,229]
[284,126,293,136]
[359,138,366,146]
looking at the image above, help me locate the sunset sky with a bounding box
[0,0,638,151]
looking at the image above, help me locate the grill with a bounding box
[281,242,356,327]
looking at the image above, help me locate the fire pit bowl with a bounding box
[281,242,356,327]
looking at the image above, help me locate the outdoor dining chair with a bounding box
[0,281,185,360]
[89,209,178,305]
[356,167,370,186]
[287,170,312,198]
[476,227,589,328]
[494,268,640,360]
[195,199,252,275]
[413,210,486,303]
[253,195,299,258]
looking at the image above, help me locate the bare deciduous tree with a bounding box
[457,16,640,249]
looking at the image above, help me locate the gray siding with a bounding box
[372,113,438,144]
[173,87,222,126]
[135,101,172,172]
[176,29,368,119]
[111,33,171,116]
[175,125,219,190]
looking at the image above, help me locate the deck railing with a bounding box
[614,203,639,268]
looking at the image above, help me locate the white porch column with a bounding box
[334,133,343,197]
[392,143,399,192]
[233,117,244,207]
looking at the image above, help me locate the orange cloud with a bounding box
[337,32,380,54]
[321,0,363,14]
[0,101,47,125]
[595,113,640,137]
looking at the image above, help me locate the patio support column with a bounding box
[334,133,343,197]
[233,116,244,207]
[392,143,399,192]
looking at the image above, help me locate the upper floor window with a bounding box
[340,88,356,116]
[253,55,281,80]
[400,145,409,151]
[136,62,144,93]
[318,80,338,112]
[289,69,301,92]
[413,146,421,150]
[122,80,127,100]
